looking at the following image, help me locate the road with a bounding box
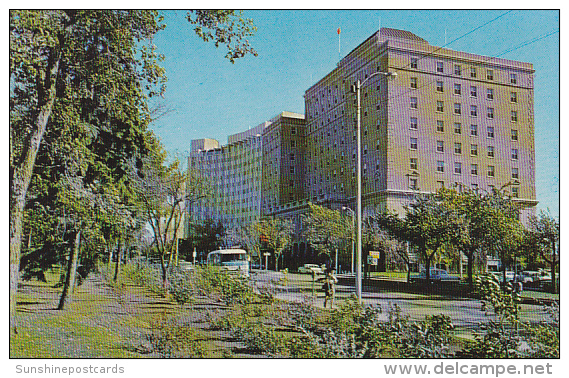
[249,270,552,331]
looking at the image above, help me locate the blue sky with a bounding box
[149,10,559,217]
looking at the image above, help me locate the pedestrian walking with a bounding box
[320,267,338,309]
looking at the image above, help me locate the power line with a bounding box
[390,10,514,74]
[370,28,560,108]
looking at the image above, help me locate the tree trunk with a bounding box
[550,240,557,294]
[275,252,279,272]
[10,52,61,328]
[58,229,81,310]
[467,250,474,292]
[113,237,122,282]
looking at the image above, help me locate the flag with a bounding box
[337,27,341,35]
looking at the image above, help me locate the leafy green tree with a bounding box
[10,9,258,326]
[303,203,353,261]
[226,223,262,268]
[256,217,294,271]
[190,219,226,261]
[377,194,467,284]
[527,211,559,293]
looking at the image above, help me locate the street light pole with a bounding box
[353,70,397,300]
[342,206,355,276]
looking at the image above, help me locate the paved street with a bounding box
[249,270,552,331]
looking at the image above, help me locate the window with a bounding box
[487,126,494,138]
[436,140,444,153]
[436,80,444,92]
[411,57,418,69]
[436,61,444,73]
[454,103,462,115]
[454,83,461,95]
[511,111,518,122]
[487,69,494,80]
[454,65,462,76]
[410,97,418,109]
[291,127,297,135]
[511,148,518,160]
[454,123,462,134]
[487,107,494,119]
[454,162,462,174]
[290,153,295,161]
[488,165,495,177]
[470,86,477,97]
[409,178,418,190]
[290,166,295,174]
[437,160,445,173]
[454,142,462,154]
[470,124,478,136]
[512,167,519,179]
[470,105,478,117]
[487,88,494,100]
[410,77,418,89]
[410,117,418,130]
[410,158,418,170]
[510,92,518,103]
[487,146,495,158]
[470,67,477,78]
[470,144,478,156]
[471,164,478,175]
[511,129,518,141]
[437,180,445,189]
[437,120,445,132]
[510,73,517,84]
[512,187,519,198]
[437,101,444,112]
[291,140,297,147]
[410,137,418,150]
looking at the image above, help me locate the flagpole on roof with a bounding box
[337,27,341,63]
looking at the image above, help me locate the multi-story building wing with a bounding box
[189,112,305,233]
[189,126,264,231]
[301,27,536,222]
[260,112,306,215]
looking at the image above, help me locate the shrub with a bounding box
[146,313,205,358]
[167,268,194,305]
[190,266,255,305]
[231,324,286,357]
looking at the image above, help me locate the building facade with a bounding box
[188,112,305,232]
[189,27,537,238]
[299,27,536,222]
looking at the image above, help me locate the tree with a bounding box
[527,211,559,293]
[474,189,524,290]
[10,9,257,328]
[190,219,226,261]
[303,203,353,261]
[380,194,467,285]
[256,217,294,271]
[226,223,262,268]
[363,217,407,280]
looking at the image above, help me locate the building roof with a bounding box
[379,27,428,43]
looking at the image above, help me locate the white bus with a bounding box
[206,248,249,277]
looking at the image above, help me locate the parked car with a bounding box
[410,268,460,283]
[491,271,515,283]
[298,264,324,275]
[515,271,541,284]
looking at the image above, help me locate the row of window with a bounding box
[409,138,519,159]
[410,58,519,84]
[412,157,519,178]
[410,118,519,140]
[427,80,519,103]
[408,178,521,198]
[410,97,519,121]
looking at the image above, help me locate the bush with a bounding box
[167,268,194,305]
[146,313,205,358]
[190,266,255,305]
[231,324,286,357]
[455,275,559,358]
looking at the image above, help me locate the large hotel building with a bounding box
[189,28,537,240]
